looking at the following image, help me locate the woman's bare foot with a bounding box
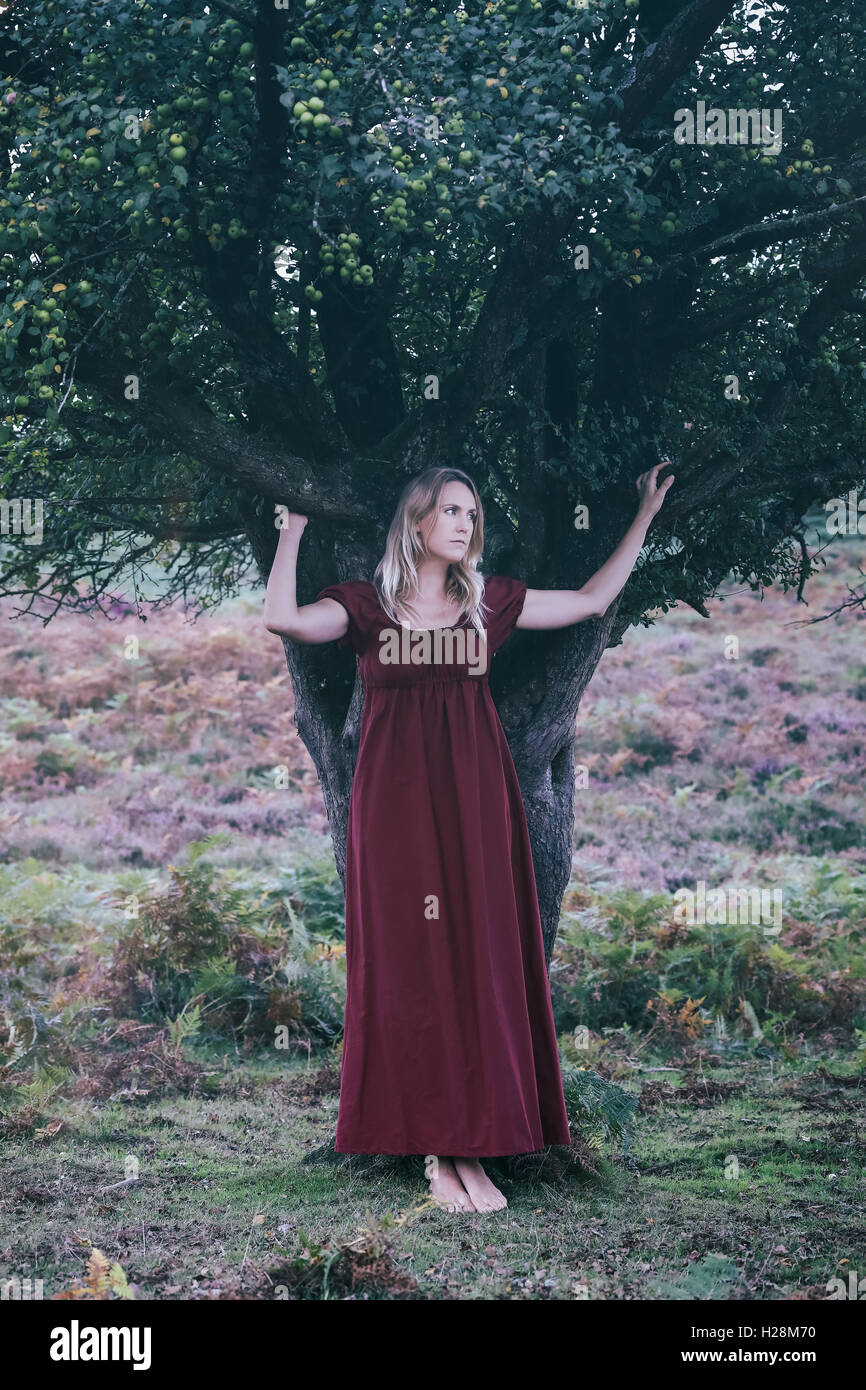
[424,1156,476,1213]
[453,1157,508,1212]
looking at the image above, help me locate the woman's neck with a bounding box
[413,558,452,599]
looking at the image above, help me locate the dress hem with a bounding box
[334,1140,571,1158]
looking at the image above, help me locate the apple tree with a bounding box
[2,0,866,955]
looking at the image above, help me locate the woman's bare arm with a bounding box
[263,514,350,643]
[516,462,675,630]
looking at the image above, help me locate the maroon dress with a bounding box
[315,574,571,1156]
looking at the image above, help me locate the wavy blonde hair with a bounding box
[373,467,489,633]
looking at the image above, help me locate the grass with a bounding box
[1,519,865,1300]
[2,1045,861,1300]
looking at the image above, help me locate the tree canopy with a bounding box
[1,0,865,631]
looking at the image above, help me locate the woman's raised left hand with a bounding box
[636,461,675,522]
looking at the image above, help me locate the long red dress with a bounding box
[315,574,571,1156]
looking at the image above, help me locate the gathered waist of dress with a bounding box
[363,669,491,689]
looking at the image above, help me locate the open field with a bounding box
[1,529,864,1299]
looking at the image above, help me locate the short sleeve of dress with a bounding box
[315,580,378,654]
[482,575,528,651]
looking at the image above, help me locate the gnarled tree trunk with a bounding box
[244,497,622,965]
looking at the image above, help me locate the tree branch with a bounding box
[72,342,375,522]
[660,220,866,522]
[654,287,782,348]
[614,0,734,129]
[423,1,734,454]
[204,0,254,27]
[659,195,866,280]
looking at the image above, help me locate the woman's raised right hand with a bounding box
[279,511,309,543]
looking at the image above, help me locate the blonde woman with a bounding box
[264,464,673,1214]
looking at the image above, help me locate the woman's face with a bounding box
[417,481,478,563]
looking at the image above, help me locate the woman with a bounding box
[264,463,673,1214]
